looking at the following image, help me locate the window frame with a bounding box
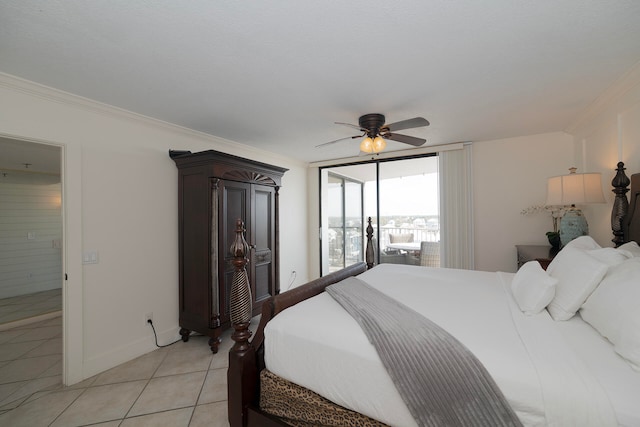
[318,152,438,275]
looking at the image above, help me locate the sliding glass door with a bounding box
[323,172,365,273]
[320,154,439,275]
[377,157,439,267]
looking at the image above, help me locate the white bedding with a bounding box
[557,314,640,427]
[264,264,636,426]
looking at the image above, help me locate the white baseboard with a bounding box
[0,310,62,331]
[81,325,182,381]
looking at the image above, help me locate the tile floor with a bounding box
[0,314,238,426]
[0,288,62,326]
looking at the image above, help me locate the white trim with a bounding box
[0,310,61,332]
[0,72,306,169]
[82,325,179,379]
[0,132,81,385]
[309,142,465,168]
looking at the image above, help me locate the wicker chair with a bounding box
[419,241,440,268]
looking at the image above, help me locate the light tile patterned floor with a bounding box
[0,315,236,426]
[0,289,62,325]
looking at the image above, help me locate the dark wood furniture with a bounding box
[170,150,287,353]
[516,245,559,270]
[612,161,640,245]
[228,219,374,427]
[228,168,640,427]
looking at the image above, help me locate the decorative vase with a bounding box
[559,208,588,247]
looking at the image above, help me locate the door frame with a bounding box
[0,132,83,385]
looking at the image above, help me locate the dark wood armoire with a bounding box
[170,149,287,353]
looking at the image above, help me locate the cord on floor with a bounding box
[147,319,183,348]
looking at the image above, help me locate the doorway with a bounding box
[325,172,364,272]
[0,137,63,328]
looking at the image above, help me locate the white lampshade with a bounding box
[546,168,605,206]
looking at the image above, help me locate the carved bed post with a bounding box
[366,217,375,269]
[611,162,630,247]
[228,219,257,427]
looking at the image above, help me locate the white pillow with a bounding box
[618,241,640,257]
[511,261,558,315]
[546,246,608,321]
[581,257,640,371]
[563,235,601,251]
[588,247,631,266]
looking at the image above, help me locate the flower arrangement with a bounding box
[521,205,567,248]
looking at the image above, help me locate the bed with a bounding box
[228,162,640,427]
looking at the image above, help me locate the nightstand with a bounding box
[516,245,560,270]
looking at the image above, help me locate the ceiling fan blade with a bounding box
[384,133,426,147]
[335,121,366,132]
[384,117,430,132]
[315,134,362,148]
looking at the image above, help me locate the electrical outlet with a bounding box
[145,312,153,326]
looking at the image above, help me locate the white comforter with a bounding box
[264,264,620,427]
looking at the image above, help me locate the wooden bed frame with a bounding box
[227,163,640,427]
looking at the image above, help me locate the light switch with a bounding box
[83,250,99,264]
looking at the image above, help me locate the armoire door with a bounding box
[251,184,277,314]
[219,180,251,328]
[219,181,277,322]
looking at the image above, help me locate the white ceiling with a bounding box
[0,137,61,184]
[1,0,640,167]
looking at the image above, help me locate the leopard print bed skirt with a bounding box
[260,369,389,427]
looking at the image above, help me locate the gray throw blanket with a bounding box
[326,277,523,427]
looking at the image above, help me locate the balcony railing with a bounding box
[378,225,440,251]
[328,222,440,271]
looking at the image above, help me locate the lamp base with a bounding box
[559,208,589,247]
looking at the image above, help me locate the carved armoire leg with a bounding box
[209,335,222,353]
[179,328,190,342]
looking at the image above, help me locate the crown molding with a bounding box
[565,60,640,135]
[0,72,306,168]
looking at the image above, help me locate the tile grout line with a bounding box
[188,343,219,425]
[120,340,174,421]
[0,337,63,409]
[46,386,90,427]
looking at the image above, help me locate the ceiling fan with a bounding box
[317,113,430,154]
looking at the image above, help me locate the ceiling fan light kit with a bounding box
[317,113,430,154]
[360,135,387,153]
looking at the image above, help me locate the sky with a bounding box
[327,172,439,218]
[366,173,439,217]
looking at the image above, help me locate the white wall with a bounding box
[567,65,640,246]
[472,65,640,271]
[307,134,574,275]
[0,182,62,298]
[472,132,574,272]
[0,73,309,384]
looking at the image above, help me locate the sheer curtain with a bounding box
[439,142,474,269]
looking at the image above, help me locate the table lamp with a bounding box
[546,167,605,247]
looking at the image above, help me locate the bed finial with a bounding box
[366,217,375,269]
[611,161,630,247]
[229,219,252,331]
[228,219,257,427]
